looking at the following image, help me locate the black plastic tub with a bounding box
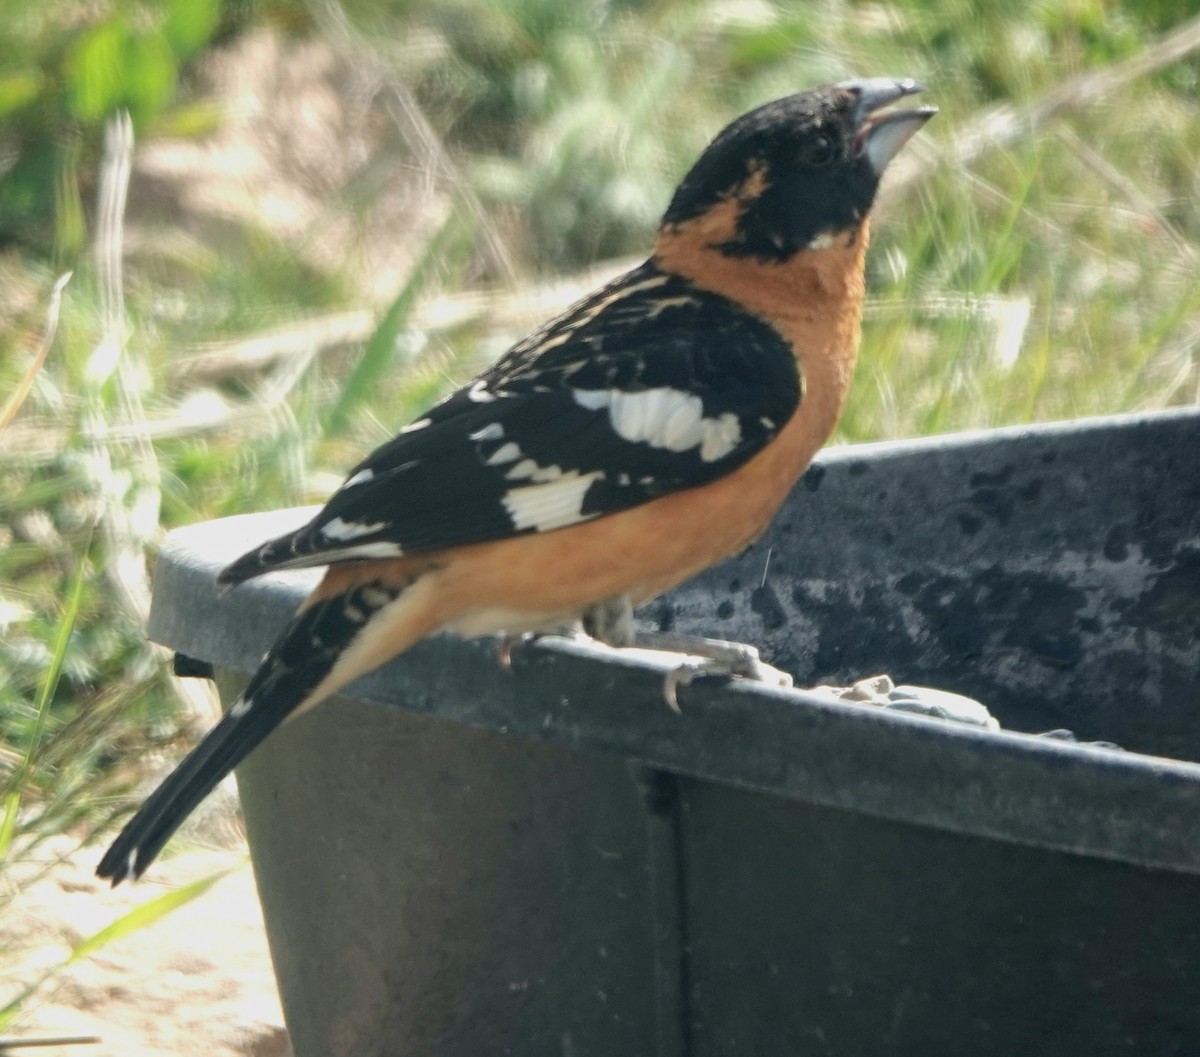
[147,408,1200,1057]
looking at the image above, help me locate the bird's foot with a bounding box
[630,631,793,713]
[498,599,790,712]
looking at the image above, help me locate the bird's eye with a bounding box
[801,134,836,167]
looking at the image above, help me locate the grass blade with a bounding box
[0,869,232,1029]
[0,273,71,433]
[70,869,230,962]
[0,540,90,863]
[321,212,472,441]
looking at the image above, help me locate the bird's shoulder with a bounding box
[459,258,799,401]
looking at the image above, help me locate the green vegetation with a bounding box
[2,0,1199,1024]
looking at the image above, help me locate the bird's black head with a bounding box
[661,79,935,261]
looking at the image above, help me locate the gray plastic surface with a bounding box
[147,408,1200,1057]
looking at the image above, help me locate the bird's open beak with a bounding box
[839,78,937,175]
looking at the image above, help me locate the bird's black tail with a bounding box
[96,685,293,884]
[97,577,404,884]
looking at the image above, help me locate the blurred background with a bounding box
[1,0,1199,1037]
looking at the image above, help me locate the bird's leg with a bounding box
[581,595,792,712]
[581,594,637,648]
[497,597,633,671]
[496,607,598,670]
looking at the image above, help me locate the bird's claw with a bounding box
[636,634,792,712]
[496,633,530,670]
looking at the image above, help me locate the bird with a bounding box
[97,77,935,885]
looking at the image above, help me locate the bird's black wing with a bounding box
[219,260,801,585]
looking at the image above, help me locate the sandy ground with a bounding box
[2,833,290,1057]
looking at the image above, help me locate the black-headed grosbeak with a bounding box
[99,78,935,884]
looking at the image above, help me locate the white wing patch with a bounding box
[249,539,405,577]
[317,541,405,561]
[506,458,564,484]
[322,516,387,541]
[572,390,609,411]
[572,387,743,463]
[477,436,566,484]
[343,467,375,488]
[486,441,522,466]
[503,471,604,533]
[469,422,505,442]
